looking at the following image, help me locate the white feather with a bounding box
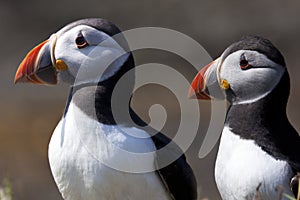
[48,102,171,200]
[215,126,294,200]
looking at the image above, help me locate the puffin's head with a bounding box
[189,36,288,104]
[14,18,131,86]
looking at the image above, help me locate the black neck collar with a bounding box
[225,70,300,169]
[65,54,144,126]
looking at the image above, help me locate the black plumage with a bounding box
[223,36,300,197]
[222,36,286,67]
[67,18,197,200]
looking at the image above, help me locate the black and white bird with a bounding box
[15,18,197,200]
[189,36,300,199]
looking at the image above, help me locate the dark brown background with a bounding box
[1,0,300,199]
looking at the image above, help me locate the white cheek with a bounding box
[55,37,82,78]
[74,46,128,85]
[220,50,285,104]
[54,28,129,86]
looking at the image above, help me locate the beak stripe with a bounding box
[15,40,49,84]
[50,34,58,69]
[188,61,215,99]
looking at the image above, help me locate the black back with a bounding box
[70,63,198,200]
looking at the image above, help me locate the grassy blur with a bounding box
[0,178,12,200]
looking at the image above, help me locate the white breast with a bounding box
[215,126,293,200]
[48,102,171,200]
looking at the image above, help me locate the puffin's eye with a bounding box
[240,53,251,70]
[75,33,89,49]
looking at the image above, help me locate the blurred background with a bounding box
[1,0,300,199]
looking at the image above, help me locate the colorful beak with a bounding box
[188,58,225,100]
[14,39,57,85]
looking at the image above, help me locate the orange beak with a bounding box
[14,39,57,85]
[188,58,225,100]
[188,61,215,99]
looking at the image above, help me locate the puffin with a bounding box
[14,18,197,200]
[189,36,300,199]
